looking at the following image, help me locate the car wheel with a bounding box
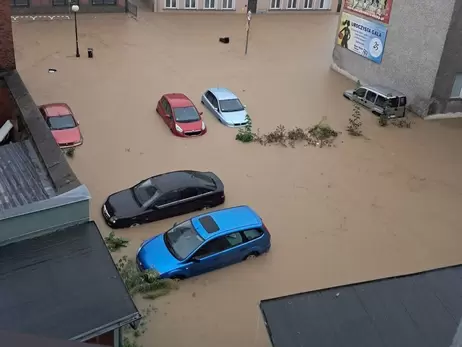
[244,252,259,261]
[130,223,140,228]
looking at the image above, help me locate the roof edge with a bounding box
[260,262,462,304]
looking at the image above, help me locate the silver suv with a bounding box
[343,85,407,118]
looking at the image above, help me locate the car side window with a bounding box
[375,95,387,108]
[355,88,366,98]
[365,91,377,103]
[180,187,199,200]
[399,97,407,107]
[224,232,244,248]
[155,190,181,206]
[194,237,228,259]
[242,229,263,241]
[165,102,173,116]
[39,108,47,118]
[161,98,168,111]
[197,187,211,195]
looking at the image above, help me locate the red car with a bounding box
[39,103,83,149]
[156,93,206,137]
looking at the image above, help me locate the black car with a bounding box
[102,170,225,229]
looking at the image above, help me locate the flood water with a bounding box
[14,12,462,347]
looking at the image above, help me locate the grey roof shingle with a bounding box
[260,265,462,347]
[0,140,54,211]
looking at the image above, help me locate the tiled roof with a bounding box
[0,140,54,211]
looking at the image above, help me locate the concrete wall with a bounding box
[332,0,456,116]
[0,185,91,247]
[430,0,462,114]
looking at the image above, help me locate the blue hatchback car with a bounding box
[136,205,271,279]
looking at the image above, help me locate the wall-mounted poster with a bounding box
[337,12,388,64]
[343,0,393,24]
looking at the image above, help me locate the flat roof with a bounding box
[0,140,55,211]
[260,265,462,347]
[0,330,106,347]
[0,221,141,341]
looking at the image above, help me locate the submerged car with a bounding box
[136,205,271,279]
[102,170,225,229]
[201,88,249,127]
[39,103,83,148]
[343,85,407,118]
[156,93,206,137]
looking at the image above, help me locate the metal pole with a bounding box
[245,11,251,55]
[74,11,80,58]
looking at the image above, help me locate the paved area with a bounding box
[13,12,462,347]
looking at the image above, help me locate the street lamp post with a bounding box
[244,10,252,55]
[71,4,80,58]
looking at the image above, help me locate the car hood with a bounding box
[51,127,81,145]
[344,89,355,97]
[175,120,203,132]
[137,234,180,276]
[106,189,143,218]
[221,110,248,126]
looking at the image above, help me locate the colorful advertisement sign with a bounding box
[336,12,388,64]
[343,0,393,24]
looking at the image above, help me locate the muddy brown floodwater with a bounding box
[13,12,462,347]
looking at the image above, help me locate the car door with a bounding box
[164,101,175,129]
[151,189,182,220]
[209,94,221,120]
[187,237,230,276]
[219,232,246,265]
[353,87,367,106]
[177,187,203,213]
[203,91,215,112]
[364,90,378,110]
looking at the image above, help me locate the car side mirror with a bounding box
[243,104,247,108]
[352,91,357,95]
[173,222,178,227]
[190,256,201,263]
[199,111,203,116]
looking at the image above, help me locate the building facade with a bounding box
[11,0,339,14]
[332,0,462,117]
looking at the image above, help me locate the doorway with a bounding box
[247,0,257,13]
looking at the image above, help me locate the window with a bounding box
[53,0,69,5]
[204,0,215,9]
[287,0,297,9]
[355,88,366,98]
[165,102,173,116]
[174,107,201,123]
[270,0,281,9]
[198,216,220,233]
[450,73,462,99]
[243,229,263,241]
[210,95,219,109]
[318,0,330,9]
[165,0,177,8]
[92,0,116,4]
[399,97,407,107]
[225,232,243,247]
[166,220,204,260]
[220,99,244,112]
[375,95,387,108]
[388,97,399,108]
[194,237,228,258]
[222,0,233,9]
[46,115,77,130]
[365,91,377,103]
[155,190,181,206]
[133,179,161,206]
[11,0,29,6]
[303,0,313,8]
[185,0,196,8]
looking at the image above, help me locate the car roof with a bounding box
[208,88,238,101]
[192,205,262,240]
[152,170,209,192]
[40,103,73,117]
[362,85,406,97]
[164,93,194,108]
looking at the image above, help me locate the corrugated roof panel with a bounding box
[0,140,52,211]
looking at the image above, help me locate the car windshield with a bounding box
[47,115,76,130]
[220,99,244,112]
[174,106,201,123]
[165,220,204,260]
[132,179,161,206]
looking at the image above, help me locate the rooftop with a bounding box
[0,140,55,212]
[0,330,106,347]
[192,205,261,239]
[260,264,462,347]
[0,221,140,341]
